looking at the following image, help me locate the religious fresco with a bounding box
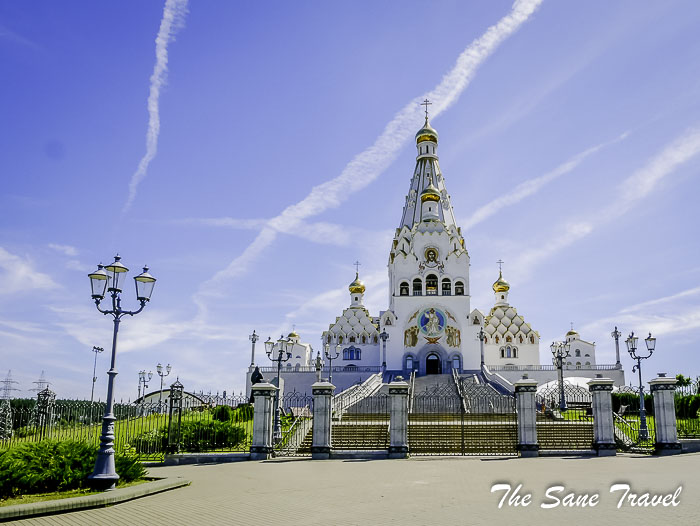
[419,307,445,337]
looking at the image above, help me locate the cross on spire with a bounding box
[353,260,361,274]
[421,99,432,122]
[570,322,574,331]
[496,259,504,273]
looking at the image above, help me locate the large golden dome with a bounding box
[492,271,510,293]
[349,272,365,294]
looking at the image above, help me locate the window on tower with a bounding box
[399,282,409,296]
[442,279,451,296]
[426,274,438,295]
[455,281,464,295]
[413,278,422,296]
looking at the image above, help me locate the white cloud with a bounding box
[461,132,628,231]
[201,0,544,293]
[509,127,700,280]
[48,243,78,257]
[123,0,189,212]
[0,247,58,295]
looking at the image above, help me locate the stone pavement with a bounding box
[11,453,700,525]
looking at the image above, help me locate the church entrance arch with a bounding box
[426,353,441,375]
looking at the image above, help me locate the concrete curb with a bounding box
[0,477,191,522]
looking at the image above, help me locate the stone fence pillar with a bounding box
[587,376,616,456]
[250,383,276,460]
[311,381,335,460]
[389,380,409,458]
[514,377,538,457]
[649,374,681,455]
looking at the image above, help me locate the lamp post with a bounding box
[611,326,622,368]
[379,329,389,373]
[90,346,104,406]
[87,255,156,490]
[478,328,485,368]
[265,335,293,442]
[138,370,153,408]
[550,341,570,412]
[156,363,172,414]
[324,340,341,384]
[249,330,259,367]
[625,331,655,441]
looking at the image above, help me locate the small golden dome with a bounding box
[420,178,441,203]
[415,119,438,144]
[349,272,365,294]
[492,271,510,293]
[566,329,578,337]
[287,331,299,339]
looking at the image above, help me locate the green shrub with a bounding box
[180,420,246,452]
[0,440,146,499]
[232,404,253,422]
[211,405,234,422]
[131,428,168,455]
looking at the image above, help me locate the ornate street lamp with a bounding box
[265,335,292,441]
[626,331,655,441]
[611,326,622,368]
[324,338,341,384]
[249,330,259,367]
[156,363,172,414]
[379,329,389,373]
[478,328,486,368]
[550,341,570,412]
[87,255,156,490]
[138,370,153,414]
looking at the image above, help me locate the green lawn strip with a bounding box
[0,479,150,507]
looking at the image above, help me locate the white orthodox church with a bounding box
[248,113,624,395]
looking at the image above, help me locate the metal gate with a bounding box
[409,380,517,456]
[332,384,389,450]
[273,392,313,457]
[536,383,594,452]
[612,385,655,453]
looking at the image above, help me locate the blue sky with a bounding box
[1,0,700,400]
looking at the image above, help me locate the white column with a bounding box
[649,374,681,455]
[389,380,410,458]
[311,381,335,460]
[250,383,276,460]
[514,377,538,457]
[587,376,616,456]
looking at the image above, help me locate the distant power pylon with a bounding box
[29,370,50,393]
[0,370,20,400]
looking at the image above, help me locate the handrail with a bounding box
[333,373,382,420]
[485,364,621,372]
[452,369,469,413]
[252,365,383,374]
[481,364,515,394]
[408,370,416,413]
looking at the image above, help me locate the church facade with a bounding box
[248,114,624,395]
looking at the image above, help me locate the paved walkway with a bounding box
[11,454,700,525]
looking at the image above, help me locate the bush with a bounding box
[211,405,234,422]
[180,420,247,452]
[675,394,700,418]
[0,440,146,499]
[232,404,253,422]
[611,392,653,415]
[131,428,168,455]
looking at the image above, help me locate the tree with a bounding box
[676,374,692,387]
[0,399,12,440]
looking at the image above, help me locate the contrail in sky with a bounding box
[202,0,544,291]
[123,0,188,213]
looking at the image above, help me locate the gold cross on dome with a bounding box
[496,259,504,272]
[353,260,361,274]
[421,98,432,120]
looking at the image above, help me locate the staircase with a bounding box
[536,414,594,451]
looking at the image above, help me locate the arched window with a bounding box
[413,278,422,296]
[500,347,505,358]
[519,335,523,343]
[338,335,343,344]
[506,346,512,358]
[512,347,518,358]
[576,362,581,369]
[529,335,534,344]
[442,279,451,296]
[452,355,461,370]
[327,334,332,344]
[455,281,464,295]
[399,282,409,296]
[426,274,438,296]
[473,316,480,325]
[585,361,590,366]
[575,349,581,357]
[406,356,414,370]
[343,349,349,360]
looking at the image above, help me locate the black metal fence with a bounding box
[675,385,700,438]
[273,392,313,457]
[332,383,389,451]
[612,386,655,452]
[536,384,594,451]
[409,382,517,456]
[0,395,253,461]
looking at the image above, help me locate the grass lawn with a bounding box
[0,479,151,507]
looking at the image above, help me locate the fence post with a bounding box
[649,374,681,455]
[587,376,616,456]
[514,376,538,457]
[311,381,335,460]
[250,383,277,460]
[389,379,409,458]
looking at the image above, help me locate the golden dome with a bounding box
[287,331,300,339]
[492,271,510,293]
[415,119,438,144]
[566,329,578,337]
[420,177,441,203]
[349,272,365,294]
